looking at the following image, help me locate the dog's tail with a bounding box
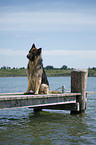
[49,90,61,94]
[49,86,65,94]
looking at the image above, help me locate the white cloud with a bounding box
[0,11,96,31]
[0,48,96,60]
[43,49,96,69]
[0,48,96,68]
[43,49,96,59]
[0,49,27,56]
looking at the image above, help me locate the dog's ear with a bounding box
[38,48,42,55]
[32,44,36,49]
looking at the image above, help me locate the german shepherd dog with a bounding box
[25,44,49,94]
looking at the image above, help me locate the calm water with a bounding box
[0,77,96,145]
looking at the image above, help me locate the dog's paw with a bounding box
[34,92,38,95]
[24,91,35,95]
[34,91,39,95]
[24,92,29,95]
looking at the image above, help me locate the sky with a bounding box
[0,0,96,69]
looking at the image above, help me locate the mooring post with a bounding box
[71,69,88,114]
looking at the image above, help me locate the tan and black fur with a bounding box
[25,44,49,94]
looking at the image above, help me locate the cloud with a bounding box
[43,49,96,59]
[0,48,96,68]
[43,49,96,68]
[0,48,96,60]
[0,48,27,56]
[0,11,96,31]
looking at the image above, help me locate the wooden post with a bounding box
[71,69,88,114]
[34,108,42,113]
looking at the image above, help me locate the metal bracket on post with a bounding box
[62,86,65,93]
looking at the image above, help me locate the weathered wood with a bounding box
[0,69,89,114]
[29,101,80,112]
[0,93,81,110]
[71,69,88,113]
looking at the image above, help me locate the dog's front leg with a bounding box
[34,78,41,94]
[25,78,31,94]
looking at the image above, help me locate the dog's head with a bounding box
[27,44,42,61]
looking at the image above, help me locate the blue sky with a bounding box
[0,0,96,68]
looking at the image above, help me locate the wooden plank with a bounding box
[28,101,76,108]
[0,93,81,109]
[0,93,81,100]
[29,102,79,112]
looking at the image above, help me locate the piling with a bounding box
[71,69,88,114]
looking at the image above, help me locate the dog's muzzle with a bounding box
[27,54,35,61]
[27,54,30,59]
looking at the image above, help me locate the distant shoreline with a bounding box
[0,68,96,77]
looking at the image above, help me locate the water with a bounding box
[0,77,96,145]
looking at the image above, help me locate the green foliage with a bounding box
[0,65,96,77]
[0,68,27,77]
[45,65,54,70]
[88,68,96,77]
[45,69,71,77]
[61,65,68,70]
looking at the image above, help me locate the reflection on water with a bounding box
[0,108,95,145]
[0,77,96,144]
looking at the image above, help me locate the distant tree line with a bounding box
[45,65,74,70]
[0,65,96,70]
[44,66,96,70]
[88,67,96,70]
[0,66,25,69]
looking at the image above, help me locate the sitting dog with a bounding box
[25,44,49,94]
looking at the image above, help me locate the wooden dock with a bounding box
[0,70,89,114]
[0,93,81,112]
